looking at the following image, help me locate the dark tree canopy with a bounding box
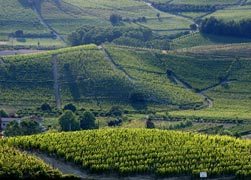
[146,119,155,129]
[4,119,41,137]
[4,121,21,137]
[58,110,80,131]
[0,109,8,117]
[200,17,251,38]
[110,14,122,25]
[20,119,41,135]
[80,111,96,130]
[41,103,52,111]
[63,103,77,112]
[108,106,123,117]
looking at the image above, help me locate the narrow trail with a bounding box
[33,4,65,42]
[31,151,191,180]
[99,46,135,83]
[52,54,61,108]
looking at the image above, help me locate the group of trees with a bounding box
[4,119,41,137]
[67,26,153,46]
[58,104,96,131]
[200,17,251,38]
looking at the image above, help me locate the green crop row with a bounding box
[6,129,251,179]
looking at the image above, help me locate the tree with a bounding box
[15,30,24,37]
[80,111,96,130]
[110,14,122,25]
[0,109,8,117]
[146,119,155,129]
[129,92,145,103]
[4,121,21,137]
[108,106,123,116]
[58,110,79,131]
[156,13,160,20]
[20,119,41,135]
[41,103,52,111]
[190,23,198,31]
[63,103,76,112]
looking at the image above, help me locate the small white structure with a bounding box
[200,172,207,178]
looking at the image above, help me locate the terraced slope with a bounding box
[38,0,193,36]
[166,44,251,120]
[6,129,251,179]
[0,44,204,110]
[0,0,48,35]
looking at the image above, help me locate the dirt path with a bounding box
[30,151,193,180]
[52,54,61,108]
[99,46,135,83]
[33,4,65,42]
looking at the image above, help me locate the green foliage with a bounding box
[20,119,41,135]
[200,17,251,38]
[63,103,76,112]
[110,14,122,25]
[6,129,251,178]
[108,106,123,117]
[41,103,52,111]
[58,110,80,131]
[4,121,21,137]
[146,120,155,128]
[79,111,96,130]
[67,26,153,46]
[4,119,41,137]
[0,142,63,179]
[0,109,8,117]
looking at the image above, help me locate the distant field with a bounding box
[170,0,238,5]
[172,32,251,49]
[206,5,251,21]
[38,0,193,36]
[8,38,66,47]
[167,46,251,121]
[0,0,48,35]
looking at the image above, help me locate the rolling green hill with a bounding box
[0,142,64,179]
[0,44,204,111]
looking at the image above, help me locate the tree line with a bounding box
[152,3,218,13]
[200,17,251,38]
[67,26,171,49]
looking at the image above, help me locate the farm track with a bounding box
[52,54,61,108]
[33,4,65,42]
[31,151,235,180]
[30,152,185,180]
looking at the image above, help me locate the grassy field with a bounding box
[38,0,193,36]
[0,0,48,36]
[7,38,66,48]
[172,32,251,49]
[206,5,251,21]
[170,0,238,5]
